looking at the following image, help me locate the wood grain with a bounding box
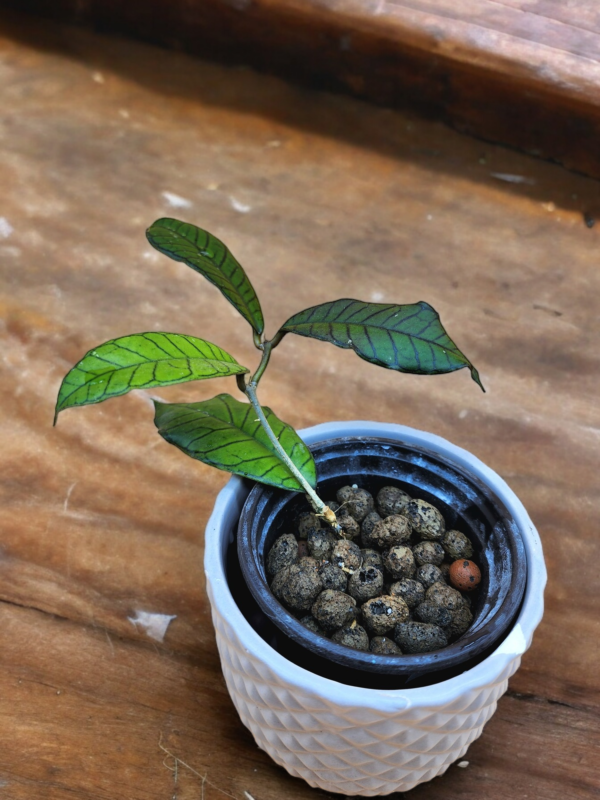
[4,2,600,176]
[0,14,599,799]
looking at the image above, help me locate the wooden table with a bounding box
[0,12,598,800]
[7,1,600,178]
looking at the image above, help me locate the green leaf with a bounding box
[153,393,317,491]
[146,218,265,335]
[54,333,249,422]
[280,299,484,390]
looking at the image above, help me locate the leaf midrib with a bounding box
[160,406,296,472]
[60,356,246,405]
[289,319,464,357]
[159,229,250,304]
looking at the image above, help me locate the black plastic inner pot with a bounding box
[232,436,527,690]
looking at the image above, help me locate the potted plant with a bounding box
[55,218,546,796]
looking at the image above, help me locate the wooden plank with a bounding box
[0,14,599,799]
[4,2,600,176]
[0,603,324,800]
[1,605,598,799]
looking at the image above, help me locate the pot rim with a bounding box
[238,434,527,678]
[205,421,546,710]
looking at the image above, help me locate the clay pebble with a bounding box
[299,615,324,635]
[442,529,474,560]
[338,513,360,540]
[267,533,298,577]
[307,527,336,560]
[297,540,310,559]
[370,636,402,655]
[271,557,323,612]
[384,545,416,580]
[336,486,375,522]
[312,589,357,632]
[347,566,384,603]
[361,511,382,541]
[361,548,384,570]
[449,605,474,639]
[425,581,464,612]
[296,511,322,540]
[362,595,409,636]
[415,563,445,589]
[394,621,449,653]
[318,562,348,592]
[331,624,370,651]
[413,540,445,567]
[449,559,482,592]
[331,539,362,573]
[389,578,425,609]
[414,601,453,628]
[405,499,445,540]
[364,515,411,550]
[376,485,411,517]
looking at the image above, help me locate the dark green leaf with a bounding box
[280,299,484,390]
[153,393,317,491]
[146,218,264,335]
[55,333,248,422]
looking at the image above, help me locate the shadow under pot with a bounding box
[235,436,527,690]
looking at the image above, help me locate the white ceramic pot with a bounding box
[205,421,546,796]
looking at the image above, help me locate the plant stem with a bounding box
[242,334,341,533]
[251,331,284,387]
[244,382,325,512]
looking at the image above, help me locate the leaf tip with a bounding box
[145,223,159,245]
[152,398,167,424]
[53,393,67,426]
[145,218,172,246]
[470,366,486,393]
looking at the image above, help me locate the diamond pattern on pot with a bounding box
[208,581,521,796]
[204,426,546,796]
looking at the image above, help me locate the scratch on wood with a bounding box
[532,303,562,317]
[490,172,536,185]
[158,733,238,799]
[63,482,77,513]
[104,629,115,657]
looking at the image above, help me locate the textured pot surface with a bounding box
[205,422,546,796]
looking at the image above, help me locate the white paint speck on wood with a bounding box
[128,610,177,642]
[161,191,193,209]
[0,218,14,238]
[230,196,251,213]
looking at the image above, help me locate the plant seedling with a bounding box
[55,218,484,532]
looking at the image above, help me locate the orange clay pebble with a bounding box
[449,559,481,592]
